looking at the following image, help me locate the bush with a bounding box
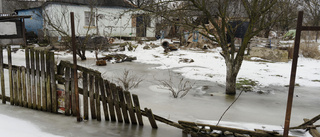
[157,72,195,98]
[115,69,144,91]
[300,42,320,59]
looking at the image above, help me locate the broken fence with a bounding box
[0,46,159,128]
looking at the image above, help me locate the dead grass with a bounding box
[299,42,320,59]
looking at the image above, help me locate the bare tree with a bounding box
[43,1,99,60]
[302,0,320,41]
[132,0,278,95]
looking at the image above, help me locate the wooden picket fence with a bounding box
[0,46,57,112]
[0,45,158,128]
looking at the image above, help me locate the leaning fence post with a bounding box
[118,87,130,123]
[145,108,158,129]
[132,94,143,125]
[105,80,116,121]
[124,91,137,125]
[99,78,109,121]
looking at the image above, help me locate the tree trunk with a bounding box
[225,62,237,95]
[264,29,270,38]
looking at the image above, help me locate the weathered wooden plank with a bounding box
[179,121,287,137]
[49,52,57,113]
[40,50,46,111]
[292,115,320,129]
[124,91,137,124]
[105,81,116,121]
[21,67,27,107]
[99,78,109,121]
[95,76,101,121]
[304,119,320,137]
[111,83,122,122]
[26,47,32,108]
[64,67,71,116]
[89,74,96,119]
[70,68,76,115]
[46,50,51,112]
[35,50,41,110]
[7,46,14,105]
[17,67,22,106]
[145,108,158,128]
[0,46,5,104]
[13,70,18,105]
[30,48,36,109]
[58,61,101,77]
[82,72,88,120]
[118,87,129,123]
[132,94,143,125]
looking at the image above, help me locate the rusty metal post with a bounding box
[70,12,81,122]
[283,11,303,137]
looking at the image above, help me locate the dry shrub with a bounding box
[115,69,144,91]
[299,42,320,59]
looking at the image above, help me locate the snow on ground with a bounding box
[118,39,320,88]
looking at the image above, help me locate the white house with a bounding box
[42,1,156,38]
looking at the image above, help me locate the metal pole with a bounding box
[70,12,81,122]
[283,11,303,137]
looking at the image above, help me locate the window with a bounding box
[85,11,95,26]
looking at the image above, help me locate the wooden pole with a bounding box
[26,47,32,108]
[0,46,5,104]
[30,48,36,109]
[283,11,303,137]
[35,50,41,110]
[64,67,71,116]
[70,12,81,122]
[7,46,13,105]
[83,72,88,120]
[40,51,46,111]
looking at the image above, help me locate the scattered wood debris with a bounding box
[98,54,137,63]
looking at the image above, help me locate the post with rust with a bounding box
[70,12,81,122]
[283,11,303,137]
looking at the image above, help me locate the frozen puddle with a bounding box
[0,114,62,137]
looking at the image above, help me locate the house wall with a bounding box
[43,3,156,38]
[16,8,43,35]
[0,0,3,13]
